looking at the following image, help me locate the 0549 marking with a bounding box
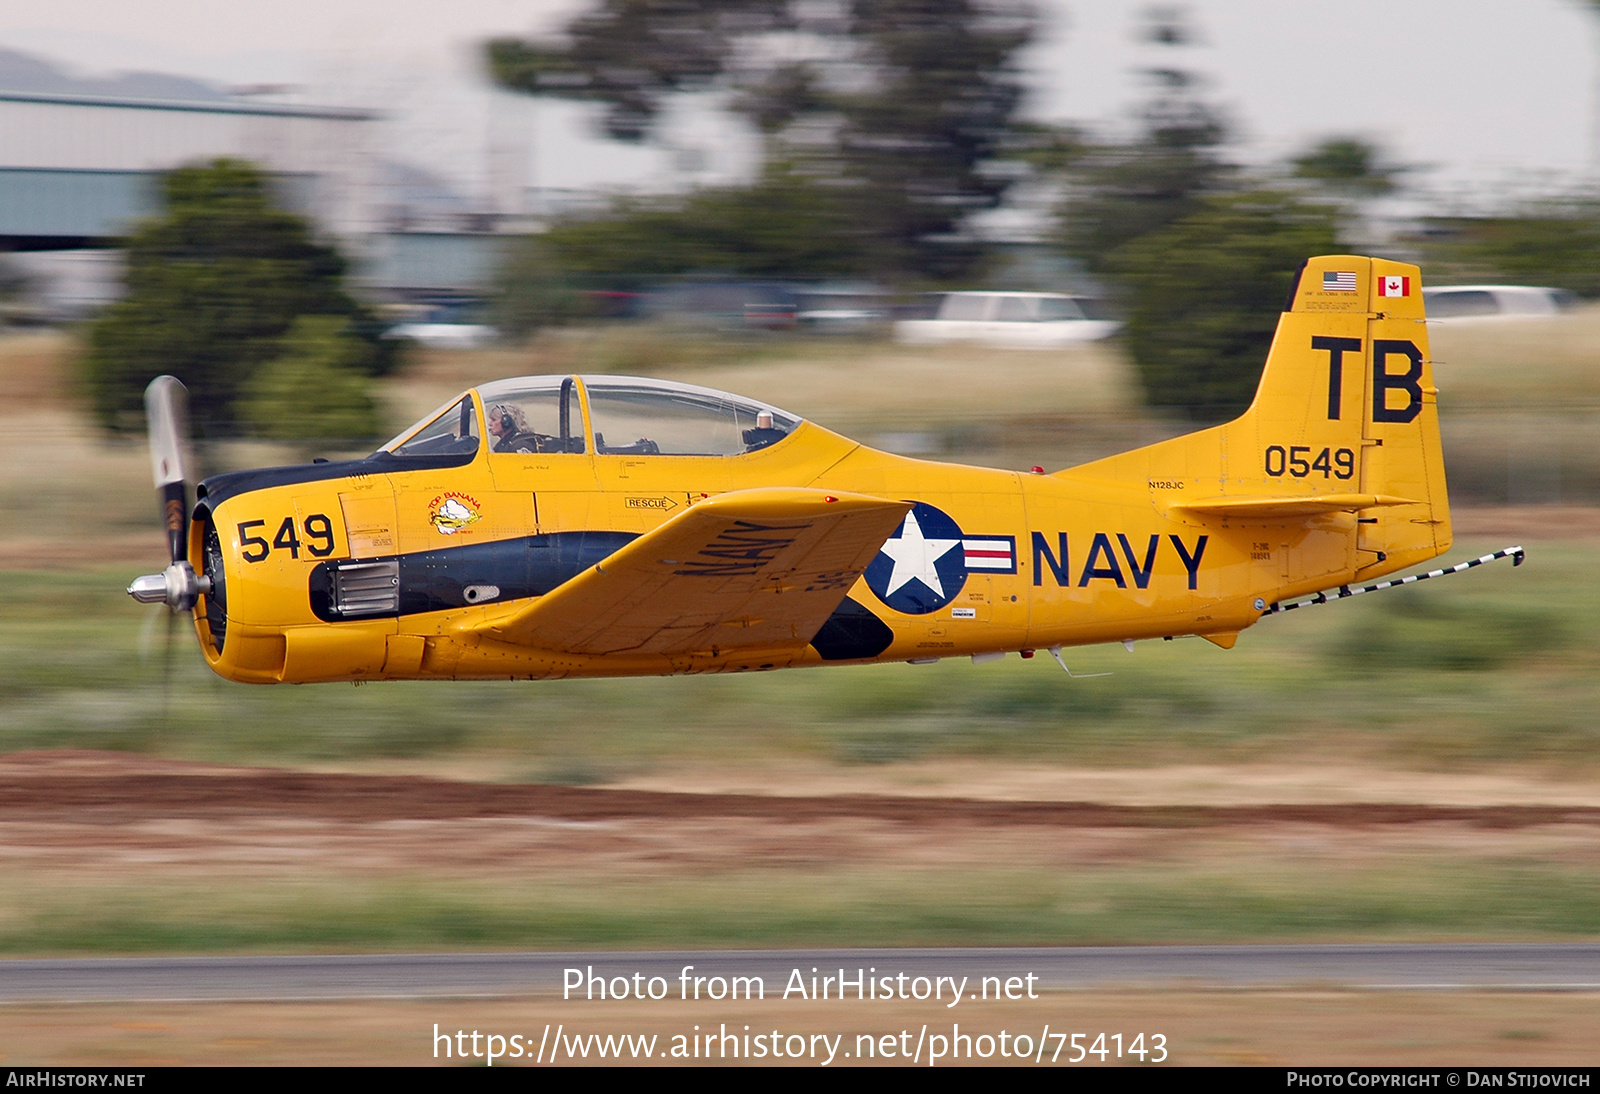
[1264,445,1355,480]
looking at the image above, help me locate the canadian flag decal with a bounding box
[1378,275,1411,298]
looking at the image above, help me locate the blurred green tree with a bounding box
[494,171,876,336]
[487,0,1034,280]
[1419,207,1600,298]
[536,168,870,284]
[1110,190,1338,416]
[83,159,395,435]
[1053,7,1340,417]
[1057,6,1232,274]
[0,255,29,327]
[1290,136,1404,197]
[238,316,381,446]
[493,236,589,339]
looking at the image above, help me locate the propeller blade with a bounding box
[137,603,163,662]
[162,603,177,724]
[127,375,209,612]
[144,375,190,566]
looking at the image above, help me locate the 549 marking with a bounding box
[1264,445,1355,480]
[238,515,335,562]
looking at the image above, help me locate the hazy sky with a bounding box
[0,0,1594,205]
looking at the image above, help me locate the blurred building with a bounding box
[0,48,379,320]
[0,48,516,322]
[0,93,380,249]
[0,46,380,246]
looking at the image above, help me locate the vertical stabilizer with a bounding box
[1276,255,1451,573]
[1064,254,1451,581]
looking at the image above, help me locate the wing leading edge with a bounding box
[465,487,912,656]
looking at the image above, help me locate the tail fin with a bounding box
[1067,254,1451,578]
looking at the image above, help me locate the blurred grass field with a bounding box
[4,861,1600,954]
[1,324,1598,955]
[0,324,1596,778]
[0,539,1591,778]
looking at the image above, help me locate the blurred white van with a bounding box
[894,292,1120,348]
[1422,285,1580,322]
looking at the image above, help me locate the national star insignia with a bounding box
[879,510,962,598]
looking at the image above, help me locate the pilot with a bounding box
[487,403,543,454]
[741,410,787,452]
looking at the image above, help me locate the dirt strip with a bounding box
[4,768,1600,829]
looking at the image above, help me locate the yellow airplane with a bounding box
[129,255,1519,685]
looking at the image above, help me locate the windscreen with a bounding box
[386,396,480,458]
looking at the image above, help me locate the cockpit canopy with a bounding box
[382,375,801,460]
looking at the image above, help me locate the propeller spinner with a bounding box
[127,376,211,611]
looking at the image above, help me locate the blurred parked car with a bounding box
[384,322,498,348]
[1423,285,1580,321]
[645,282,798,330]
[794,283,888,332]
[894,291,1119,348]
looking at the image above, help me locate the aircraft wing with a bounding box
[1172,493,1420,519]
[467,487,912,656]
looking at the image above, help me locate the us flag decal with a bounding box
[1323,271,1358,292]
[963,536,1016,574]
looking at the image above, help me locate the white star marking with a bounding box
[879,511,962,598]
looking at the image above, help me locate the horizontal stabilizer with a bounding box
[1172,493,1420,520]
[467,487,911,657]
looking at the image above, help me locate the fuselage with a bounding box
[188,374,1370,684]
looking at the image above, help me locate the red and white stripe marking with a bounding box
[963,537,1015,572]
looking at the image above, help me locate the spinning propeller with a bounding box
[127,376,211,611]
